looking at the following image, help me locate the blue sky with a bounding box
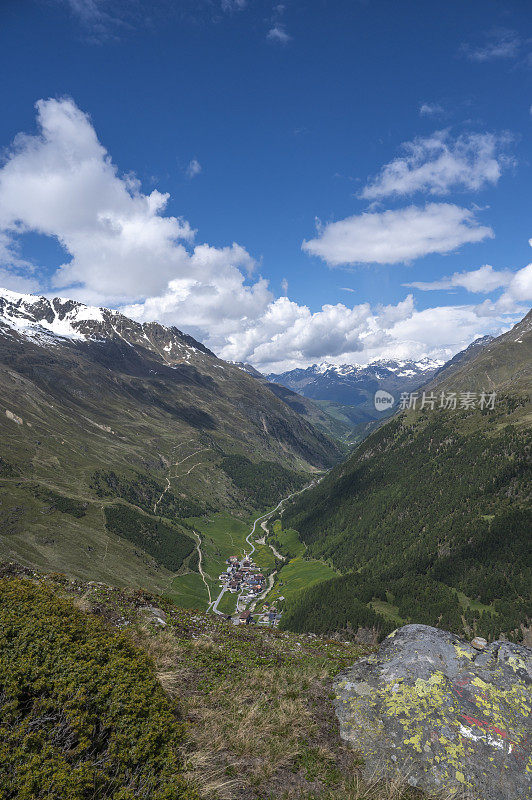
[0,0,531,369]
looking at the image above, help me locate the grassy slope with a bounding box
[1,565,434,800]
[267,557,338,607]
[0,482,179,593]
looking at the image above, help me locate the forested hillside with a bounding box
[281,311,532,642]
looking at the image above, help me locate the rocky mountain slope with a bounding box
[232,361,354,443]
[280,310,532,643]
[0,289,342,592]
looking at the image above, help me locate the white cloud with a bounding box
[281,277,289,295]
[267,25,291,43]
[217,297,375,368]
[186,158,202,179]
[340,287,355,293]
[0,268,40,294]
[267,3,291,43]
[0,97,273,352]
[405,264,514,293]
[0,98,202,305]
[478,263,532,314]
[213,292,523,372]
[361,131,512,200]
[419,103,444,117]
[462,30,520,62]
[0,97,527,374]
[302,204,493,267]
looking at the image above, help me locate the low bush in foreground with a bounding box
[0,579,196,800]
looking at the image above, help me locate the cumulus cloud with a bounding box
[405,262,532,327]
[405,264,514,293]
[302,204,493,267]
[0,98,203,305]
[0,97,527,373]
[475,263,532,316]
[360,131,512,200]
[186,158,202,179]
[213,292,522,372]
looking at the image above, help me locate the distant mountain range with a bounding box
[231,361,354,443]
[267,357,444,431]
[268,357,445,401]
[0,288,342,593]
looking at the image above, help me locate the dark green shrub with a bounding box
[0,579,197,800]
[90,470,203,518]
[28,484,88,518]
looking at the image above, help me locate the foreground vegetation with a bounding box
[0,565,436,800]
[0,577,195,800]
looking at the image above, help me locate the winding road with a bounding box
[210,480,317,617]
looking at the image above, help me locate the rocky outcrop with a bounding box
[334,624,532,800]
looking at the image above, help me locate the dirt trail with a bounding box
[154,445,211,512]
[153,477,171,513]
[193,531,212,607]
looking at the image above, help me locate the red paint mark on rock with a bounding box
[460,715,529,760]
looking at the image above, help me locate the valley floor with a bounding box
[175,481,336,626]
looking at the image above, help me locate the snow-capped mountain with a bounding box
[310,357,443,378]
[0,286,341,466]
[267,357,444,408]
[0,288,213,365]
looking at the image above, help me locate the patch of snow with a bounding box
[0,287,43,305]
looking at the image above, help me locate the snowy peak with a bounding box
[270,357,444,383]
[0,288,213,365]
[267,357,447,412]
[0,289,105,342]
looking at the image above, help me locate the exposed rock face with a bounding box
[334,624,532,800]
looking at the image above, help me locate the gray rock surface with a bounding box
[138,605,167,626]
[334,624,532,800]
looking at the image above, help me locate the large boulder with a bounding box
[334,624,532,800]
